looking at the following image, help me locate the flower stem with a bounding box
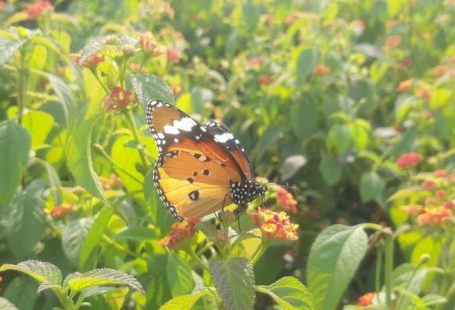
[384,233,394,307]
[16,49,28,125]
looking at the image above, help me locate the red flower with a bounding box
[276,186,298,214]
[166,48,181,63]
[24,0,53,20]
[384,35,401,49]
[250,208,299,241]
[396,152,422,169]
[160,218,199,250]
[433,169,447,178]
[249,56,262,68]
[102,87,135,111]
[312,65,331,75]
[417,207,452,227]
[434,65,449,77]
[50,203,74,219]
[421,180,436,191]
[82,54,104,68]
[396,79,412,92]
[351,20,365,35]
[357,292,376,306]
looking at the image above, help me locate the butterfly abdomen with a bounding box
[230,180,266,205]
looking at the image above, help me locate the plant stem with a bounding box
[384,232,394,307]
[250,237,270,265]
[17,49,28,125]
[123,109,149,169]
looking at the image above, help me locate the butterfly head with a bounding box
[230,180,267,205]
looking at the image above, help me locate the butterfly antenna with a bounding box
[265,182,301,193]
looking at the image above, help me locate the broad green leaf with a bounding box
[349,120,370,150]
[307,225,368,310]
[66,116,106,202]
[242,1,260,30]
[360,171,385,204]
[296,48,320,83]
[0,297,17,310]
[319,155,342,185]
[147,255,172,309]
[0,260,62,287]
[0,121,31,206]
[0,36,26,65]
[22,111,54,151]
[114,226,156,241]
[420,294,447,307]
[256,276,314,310]
[62,218,93,267]
[47,73,77,129]
[66,268,144,295]
[130,73,175,110]
[167,253,195,296]
[3,277,37,310]
[209,257,255,310]
[326,124,352,154]
[291,100,318,141]
[6,193,46,259]
[411,236,445,267]
[29,45,47,70]
[79,207,114,270]
[160,290,211,310]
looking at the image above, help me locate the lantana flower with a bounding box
[396,152,422,169]
[49,203,74,219]
[312,65,331,75]
[102,87,135,111]
[160,218,200,250]
[138,32,164,57]
[417,206,452,227]
[357,292,376,307]
[250,208,299,241]
[276,186,298,214]
[24,0,53,20]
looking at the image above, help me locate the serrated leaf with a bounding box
[66,268,144,295]
[160,290,211,310]
[6,193,46,259]
[256,276,314,310]
[0,297,18,310]
[0,260,62,288]
[62,218,93,267]
[66,116,106,202]
[79,207,114,270]
[209,257,255,310]
[307,225,368,310]
[0,36,26,65]
[130,73,175,110]
[0,121,31,206]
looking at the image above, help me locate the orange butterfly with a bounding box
[145,99,266,220]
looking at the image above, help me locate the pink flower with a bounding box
[396,152,422,169]
[24,0,53,20]
[103,87,135,111]
[357,292,376,306]
[384,35,401,49]
[166,48,181,63]
[160,218,199,250]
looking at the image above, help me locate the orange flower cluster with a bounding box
[396,79,412,92]
[312,65,331,75]
[396,152,422,169]
[160,218,200,250]
[138,32,164,57]
[24,0,53,20]
[401,169,455,228]
[384,35,401,49]
[276,186,298,214]
[257,75,274,86]
[70,53,104,68]
[99,174,124,190]
[50,203,74,219]
[103,87,135,111]
[250,208,299,241]
[356,292,376,306]
[166,48,181,63]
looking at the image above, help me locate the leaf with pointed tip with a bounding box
[160,290,211,310]
[130,73,175,110]
[209,257,255,310]
[0,260,62,289]
[66,268,144,295]
[0,36,26,65]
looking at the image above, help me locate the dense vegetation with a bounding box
[0,0,454,309]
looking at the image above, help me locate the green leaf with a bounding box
[360,171,385,204]
[62,218,93,267]
[296,48,320,83]
[0,36,26,65]
[0,297,18,310]
[326,124,352,154]
[47,73,77,129]
[420,294,447,307]
[79,207,114,270]
[22,111,54,151]
[307,225,368,310]
[319,155,342,185]
[114,226,157,241]
[256,276,314,310]
[29,45,47,70]
[160,290,211,310]
[3,277,37,310]
[167,253,194,296]
[6,193,46,259]
[65,268,144,295]
[411,236,445,267]
[209,257,255,310]
[291,100,318,141]
[0,121,31,206]
[0,260,62,288]
[66,116,106,202]
[130,73,175,110]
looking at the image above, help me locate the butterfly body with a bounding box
[145,99,265,221]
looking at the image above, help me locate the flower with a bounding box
[434,65,449,77]
[130,63,148,73]
[160,218,199,250]
[257,75,274,86]
[396,152,422,169]
[166,48,181,63]
[249,56,262,68]
[99,174,124,190]
[70,53,81,65]
[433,169,447,178]
[276,186,298,214]
[401,204,424,216]
[50,203,74,219]
[357,292,376,306]
[384,35,401,49]
[415,86,431,99]
[24,0,53,20]
[351,20,365,35]
[312,65,331,75]
[436,190,446,198]
[138,32,164,57]
[82,54,104,68]
[421,179,437,191]
[396,79,412,92]
[417,206,452,227]
[102,87,135,111]
[250,208,299,241]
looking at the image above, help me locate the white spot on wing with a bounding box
[214,132,234,143]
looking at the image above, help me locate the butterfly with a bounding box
[145,99,266,221]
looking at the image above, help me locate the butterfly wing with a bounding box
[203,121,254,180]
[154,150,236,219]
